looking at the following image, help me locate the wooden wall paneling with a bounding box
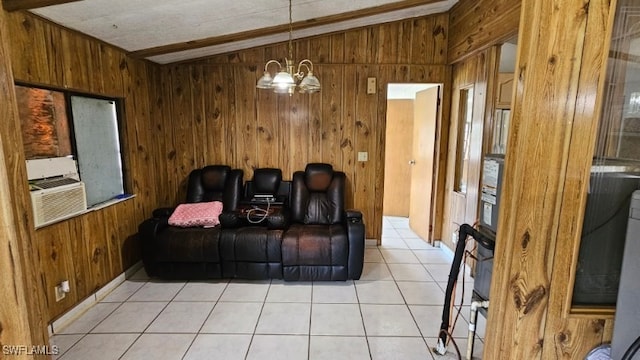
[101,45,126,97]
[81,211,111,293]
[354,65,379,239]
[264,43,287,65]
[376,22,400,64]
[396,20,413,64]
[149,66,174,206]
[118,58,139,197]
[365,27,379,64]
[60,32,91,91]
[0,6,40,346]
[411,16,435,65]
[190,65,207,167]
[135,66,154,214]
[43,22,65,85]
[319,65,343,169]
[341,65,357,209]
[448,0,521,64]
[276,95,292,178]
[344,28,369,64]
[308,75,323,164]
[117,201,142,270]
[35,223,77,319]
[1,10,50,350]
[541,0,615,357]
[8,12,50,84]
[288,86,310,172]
[407,65,447,84]
[66,219,91,308]
[237,47,263,64]
[7,11,155,327]
[256,82,280,169]
[329,33,345,64]
[172,65,197,199]
[102,206,122,281]
[309,36,331,64]
[483,0,614,358]
[234,65,259,174]
[87,41,105,94]
[203,65,232,166]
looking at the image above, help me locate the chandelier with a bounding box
[256,0,320,95]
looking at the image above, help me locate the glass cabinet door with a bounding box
[573,1,640,307]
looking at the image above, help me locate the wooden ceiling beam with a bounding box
[2,0,84,12]
[129,0,443,59]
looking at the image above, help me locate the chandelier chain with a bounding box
[288,0,293,61]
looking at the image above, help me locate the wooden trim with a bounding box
[129,0,445,59]
[2,0,82,12]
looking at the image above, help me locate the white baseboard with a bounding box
[365,238,377,246]
[50,261,143,334]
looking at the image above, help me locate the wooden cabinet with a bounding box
[496,72,514,108]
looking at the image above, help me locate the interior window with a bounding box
[454,87,474,193]
[16,85,126,211]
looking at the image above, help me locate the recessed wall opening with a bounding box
[382,83,442,246]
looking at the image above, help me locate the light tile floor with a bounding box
[51,216,485,360]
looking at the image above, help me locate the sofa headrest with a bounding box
[200,165,230,191]
[304,163,334,192]
[253,168,282,194]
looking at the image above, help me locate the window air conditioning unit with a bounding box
[31,181,87,228]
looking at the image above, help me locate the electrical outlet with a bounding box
[367,77,376,94]
[451,231,458,245]
[357,152,368,162]
[54,285,66,302]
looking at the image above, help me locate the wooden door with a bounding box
[383,99,414,216]
[409,87,439,242]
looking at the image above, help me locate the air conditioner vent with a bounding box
[31,182,87,228]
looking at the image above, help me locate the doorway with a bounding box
[382,83,441,246]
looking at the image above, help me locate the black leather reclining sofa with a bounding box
[139,163,365,281]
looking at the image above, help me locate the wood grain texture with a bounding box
[383,100,414,216]
[0,3,47,354]
[149,14,451,240]
[483,0,616,358]
[448,0,521,64]
[6,11,155,322]
[441,51,492,250]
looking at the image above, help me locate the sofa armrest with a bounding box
[219,210,242,228]
[346,209,365,279]
[138,217,169,276]
[152,207,175,218]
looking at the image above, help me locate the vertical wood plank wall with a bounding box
[0,3,48,354]
[448,0,521,64]
[5,12,156,321]
[482,0,616,358]
[148,15,451,241]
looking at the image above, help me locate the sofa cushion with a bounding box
[168,201,223,228]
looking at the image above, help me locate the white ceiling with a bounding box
[30,0,458,64]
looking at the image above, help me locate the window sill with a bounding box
[34,194,136,230]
